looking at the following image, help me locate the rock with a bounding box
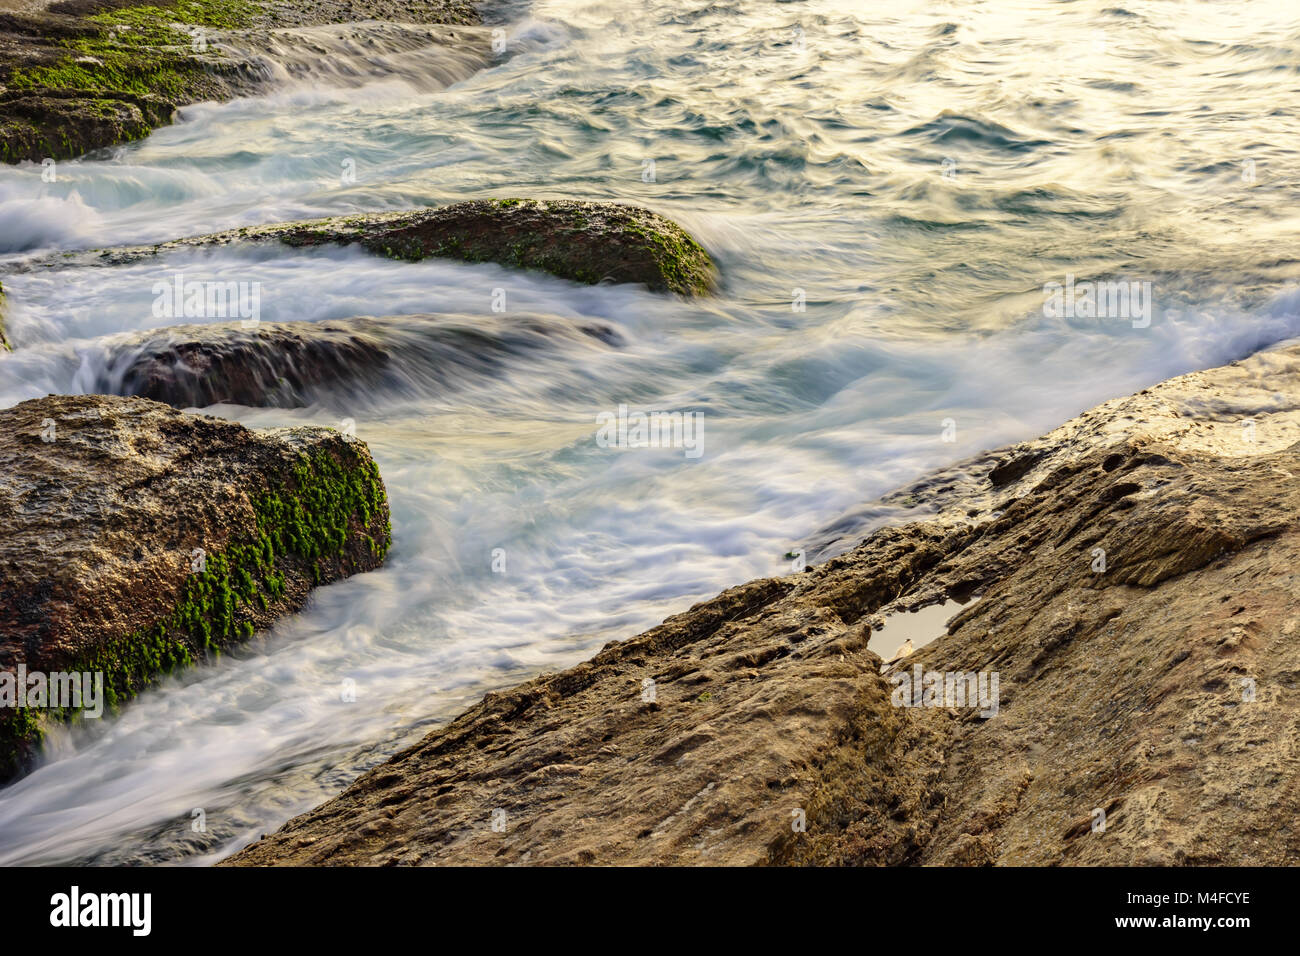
[0,0,482,163]
[104,320,393,410]
[93,313,622,409]
[0,394,392,782]
[101,199,719,295]
[0,5,235,163]
[0,87,179,164]
[225,342,1300,866]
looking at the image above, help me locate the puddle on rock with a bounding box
[868,599,969,668]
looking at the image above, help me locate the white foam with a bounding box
[0,185,102,253]
[2,0,1299,866]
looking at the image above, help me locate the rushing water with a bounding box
[1,0,1299,864]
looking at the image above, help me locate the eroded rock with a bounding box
[224,343,1300,866]
[0,393,392,781]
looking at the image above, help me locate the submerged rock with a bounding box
[103,320,393,410]
[101,199,719,295]
[0,394,392,782]
[226,342,1300,866]
[93,313,622,409]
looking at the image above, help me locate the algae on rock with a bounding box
[0,394,392,782]
[92,199,719,295]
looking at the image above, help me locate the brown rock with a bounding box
[223,343,1300,866]
[92,313,621,409]
[0,393,392,781]
[91,199,719,296]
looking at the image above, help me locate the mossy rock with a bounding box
[0,1,256,162]
[0,87,178,163]
[109,199,720,295]
[0,0,482,162]
[345,199,719,296]
[0,394,392,782]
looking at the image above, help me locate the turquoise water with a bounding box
[0,0,1298,864]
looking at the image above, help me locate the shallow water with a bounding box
[869,600,965,666]
[0,0,1298,864]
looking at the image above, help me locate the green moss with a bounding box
[621,221,714,295]
[0,709,40,781]
[8,1,262,98]
[0,444,390,779]
[100,1,263,32]
[12,45,195,100]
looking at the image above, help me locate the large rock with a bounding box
[101,199,719,295]
[226,342,1300,866]
[0,3,241,163]
[0,394,392,781]
[0,86,181,164]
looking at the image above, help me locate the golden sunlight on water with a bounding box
[0,0,1296,866]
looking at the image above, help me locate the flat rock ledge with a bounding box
[227,342,1300,866]
[0,393,392,782]
[97,199,718,296]
[0,0,480,163]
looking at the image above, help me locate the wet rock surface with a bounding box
[0,85,180,162]
[96,313,623,409]
[0,0,481,162]
[226,343,1300,866]
[94,199,719,295]
[104,319,394,409]
[0,393,392,781]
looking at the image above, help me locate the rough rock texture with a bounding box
[95,199,719,295]
[0,0,481,162]
[0,393,392,781]
[0,85,178,162]
[226,341,1300,866]
[94,313,621,409]
[105,319,393,409]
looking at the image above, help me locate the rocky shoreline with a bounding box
[0,0,480,162]
[224,342,1300,865]
[1,0,1295,869]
